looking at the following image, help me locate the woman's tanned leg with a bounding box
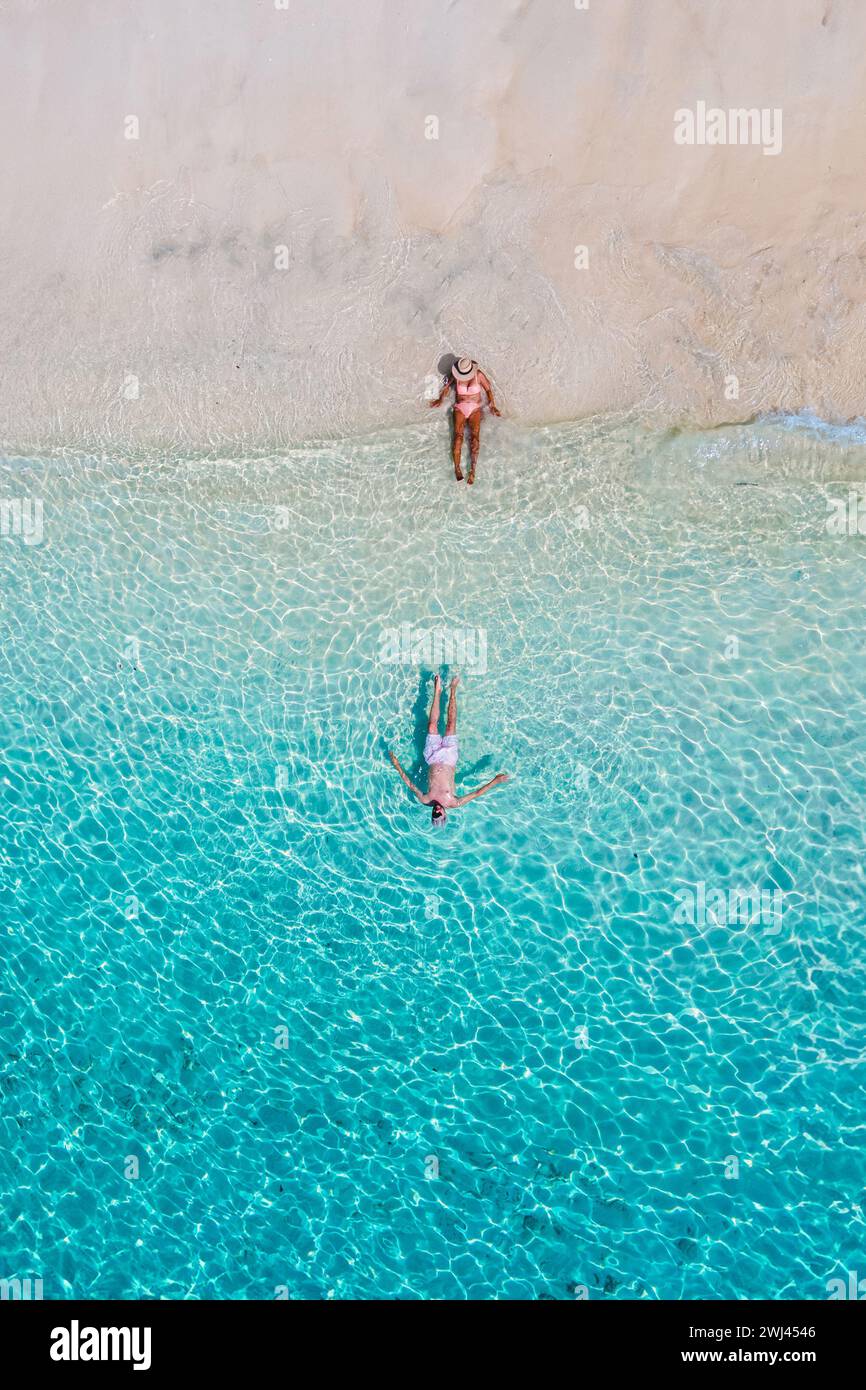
[452,412,466,480]
[467,411,481,483]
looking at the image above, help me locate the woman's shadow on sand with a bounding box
[438,353,458,379]
[379,667,495,786]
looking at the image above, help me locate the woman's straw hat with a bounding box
[452,357,477,380]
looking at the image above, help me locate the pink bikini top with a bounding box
[456,374,481,399]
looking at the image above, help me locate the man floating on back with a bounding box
[388,675,510,826]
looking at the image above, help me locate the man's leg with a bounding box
[467,412,481,484]
[445,675,459,734]
[427,674,442,733]
[452,412,466,481]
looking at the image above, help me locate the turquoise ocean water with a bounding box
[1,415,864,1299]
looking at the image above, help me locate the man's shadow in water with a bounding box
[380,667,495,787]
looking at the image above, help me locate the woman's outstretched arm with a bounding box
[429,378,452,407]
[478,371,501,415]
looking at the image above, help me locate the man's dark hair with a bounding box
[430,800,446,826]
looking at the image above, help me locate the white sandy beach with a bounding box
[0,0,863,448]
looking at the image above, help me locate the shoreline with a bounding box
[4,407,866,468]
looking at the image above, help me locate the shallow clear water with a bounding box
[1,415,865,1299]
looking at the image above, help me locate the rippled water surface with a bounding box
[1,416,865,1299]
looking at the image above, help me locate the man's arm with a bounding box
[456,772,509,806]
[477,371,501,416]
[428,378,452,408]
[388,750,426,801]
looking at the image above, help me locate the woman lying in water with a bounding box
[429,356,500,483]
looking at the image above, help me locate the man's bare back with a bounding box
[388,675,509,826]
